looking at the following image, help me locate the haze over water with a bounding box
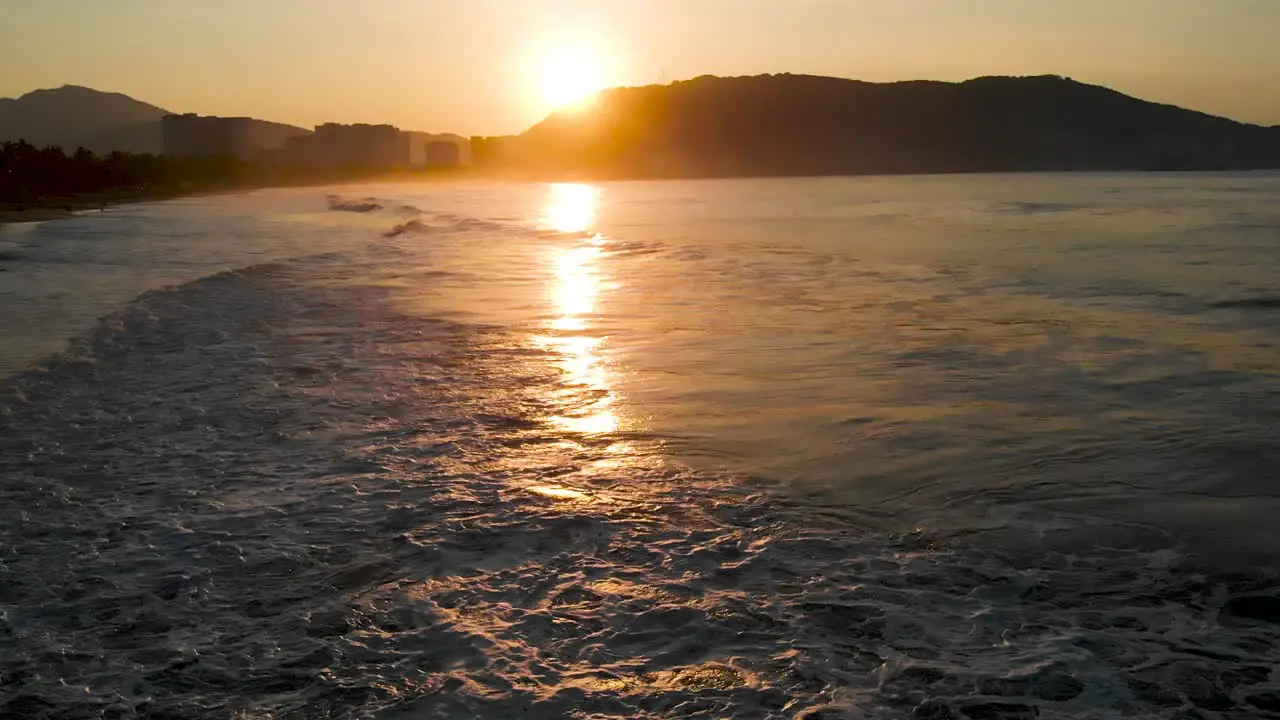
[3,174,1280,718]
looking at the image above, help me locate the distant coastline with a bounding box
[9,74,1280,191]
[11,166,1280,231]
[0,163,482,229]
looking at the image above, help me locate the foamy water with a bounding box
[3,175,1280,718]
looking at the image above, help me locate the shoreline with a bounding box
[0,187,202,227]
[0,207,81,225]
[0,170,482,228]
[9,167,1278,228]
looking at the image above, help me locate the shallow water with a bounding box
[2,174,1280,718]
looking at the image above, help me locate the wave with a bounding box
[991,201,1086,215]
[1210,296,1280,310]
[454,218,507,231]
[383,219,442,237]
[605,239,666,257]
[0,252,363,401]
[431,214,507,232]
[327,194,383,213]
[383,216,509,238]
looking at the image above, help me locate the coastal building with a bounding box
[405,132,427,167]
[279,134,321,167]
[424,141,461,169]
[163,114,310,161]
[164,116,471,170]
[162,114,256,159]
[404,132,467,169]
[313,123,409,167]
[470,136,509,167]
[269,124,470,170]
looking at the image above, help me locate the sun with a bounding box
[540,47,604,110]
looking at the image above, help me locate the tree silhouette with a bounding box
[0,140,263,205]
[1,138,459,209]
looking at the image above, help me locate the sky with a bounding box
[3,0,1279,135]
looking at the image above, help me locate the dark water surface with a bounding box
[2,174,1280,718]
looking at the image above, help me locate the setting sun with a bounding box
[540,47,604,109]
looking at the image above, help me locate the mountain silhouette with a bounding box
[0,85,170,151]
[0,85,308,155]
[518,74,1280,177]
[7,77,1279,174]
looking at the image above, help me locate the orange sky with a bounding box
[4,0,1279,135]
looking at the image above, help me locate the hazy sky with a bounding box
[4,0,1279,134]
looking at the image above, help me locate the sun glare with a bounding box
[540,47,604,110]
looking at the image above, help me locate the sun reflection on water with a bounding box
[552,246,602,321]
[546,183,601,235]
[539,184,620,437]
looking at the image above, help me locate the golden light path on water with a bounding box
[542,183,620,438]
[526,184,631,502]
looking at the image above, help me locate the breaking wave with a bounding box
[1211,296,1280,310]
[384,219,439,237]
[327,195,384,213]
[989,201,1085,215]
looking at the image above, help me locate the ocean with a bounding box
[2,174,1279,718]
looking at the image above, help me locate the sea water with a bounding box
[2,174,1279,718]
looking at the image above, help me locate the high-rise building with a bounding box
[403,132,466,169]
[313,123,409,167]
[404,132,432,167]
[425,141,461,169]
[162,114,256,159]
[470,136,509,167]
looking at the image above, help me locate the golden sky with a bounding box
[4,0,1278,135]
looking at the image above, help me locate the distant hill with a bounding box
[518,74,1280,177]
[0,85,170,151]
[0,85,309,155]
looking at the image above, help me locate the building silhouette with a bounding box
[162,114,256,159]
[164,116,473,171]
[403,132,466,169]
[405,132,432,167]
[424,141,461,169]
[470,136,509,167]
[280,134,320,167]
[313,123,409,167]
